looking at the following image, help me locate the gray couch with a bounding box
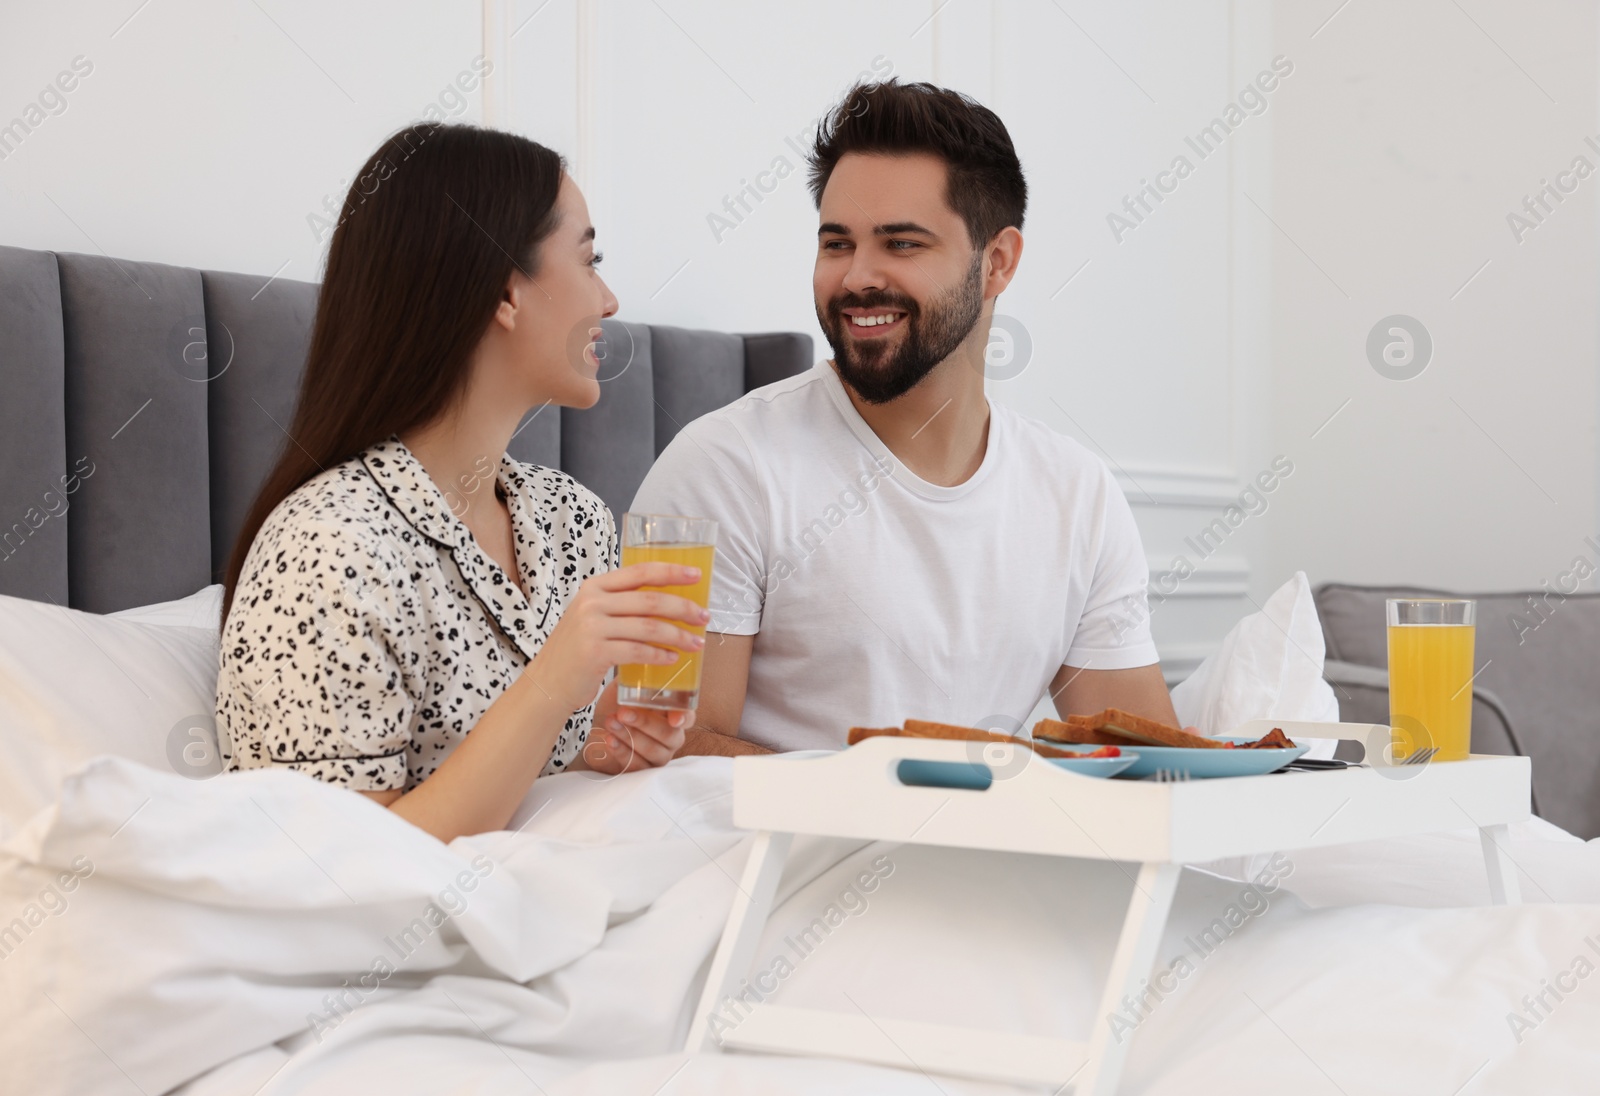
[1316,582,1600,839]
[0,244,811,613]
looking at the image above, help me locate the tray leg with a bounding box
[1479,823,1522,906]
[1076,861,1183,1096]
[687,829,795,1052]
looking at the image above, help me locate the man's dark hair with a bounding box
[806,79,1027,249]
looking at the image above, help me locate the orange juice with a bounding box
[1387,623,1475,761]
[617,542,714,709]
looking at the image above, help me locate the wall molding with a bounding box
[1146,557,1252,683]
[1145,555,1250,599]
[1159,643,1214,684]
[480,0,507,126]
[1115,465,1242,508]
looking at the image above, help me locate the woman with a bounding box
[217,123,704,843]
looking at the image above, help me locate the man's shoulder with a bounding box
[657,365,832,468]
[633,366,839,521]
[687,364,829,433]
[994,399,1118,488]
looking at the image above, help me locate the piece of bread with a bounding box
[856,719,1085,760]
[1033,716,1123,747]
[902,718,1018,744]
[1092,708,1229,750]
[903,719,1076,757]
[1025,738,1088,760]
[847,726,906,746]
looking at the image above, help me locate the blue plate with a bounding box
[1043,752,1140,779]
[1046,736,1308,779]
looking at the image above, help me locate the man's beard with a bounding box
[819,251,985,405]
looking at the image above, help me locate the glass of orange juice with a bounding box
[1386,598,1476,762]
[617,512,717,711]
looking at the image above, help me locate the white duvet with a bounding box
[3,753,1599,1096]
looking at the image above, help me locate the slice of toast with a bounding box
[1032,716,1123,747]
[857,719,1083,760]
[1025,738,1088,760]
[903,718,1018,744]
[903,719,1082,757]
[846,726,907,746]
[1092,708,1228,749]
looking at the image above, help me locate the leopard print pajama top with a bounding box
[217,437,615,790]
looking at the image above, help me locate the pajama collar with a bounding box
[361,437,558,661]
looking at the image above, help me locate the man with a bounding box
[629,79,1180,755]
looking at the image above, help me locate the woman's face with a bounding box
[495,173,619,410]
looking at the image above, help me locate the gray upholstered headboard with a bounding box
[0,244,811,613]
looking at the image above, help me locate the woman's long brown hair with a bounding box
[221,123,566,625]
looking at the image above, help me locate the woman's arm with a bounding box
[360,561,707,842]
[357,671,583,835]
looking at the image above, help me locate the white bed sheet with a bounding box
[3,754,1596,1096]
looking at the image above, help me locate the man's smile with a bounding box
[840,307,908,338]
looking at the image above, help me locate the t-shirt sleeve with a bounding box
[221,518,416,790]
[630,418,767,636]
[1063,468,1161,670]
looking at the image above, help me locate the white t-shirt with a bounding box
[631,362,1159,752]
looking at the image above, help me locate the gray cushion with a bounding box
[0,247,68,605]
[1316,582,1600,838]
[59,253,212,612]
[744,332,815,392]
[202,269,318,581]
[650,324,745,453]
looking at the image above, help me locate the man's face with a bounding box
[814,152,985,404]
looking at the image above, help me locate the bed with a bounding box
[2,244,1597,1095]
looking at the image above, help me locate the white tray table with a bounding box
[686,733,1532,1095]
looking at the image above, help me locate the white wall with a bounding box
[0,0,484,280]
[1258,0,1599,604]
[4,0,1596,677]
[502,1,927,344]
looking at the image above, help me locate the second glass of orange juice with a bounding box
[1386,598,1476,762]
[617,512,717,710]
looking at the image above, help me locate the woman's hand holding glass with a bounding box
[526,561,708,771]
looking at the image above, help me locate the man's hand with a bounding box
[677,728,773,757]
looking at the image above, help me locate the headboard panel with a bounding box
[0,248,68,604]
[202,267,318,584]
[61,253,212,614]
[0,244,811,613]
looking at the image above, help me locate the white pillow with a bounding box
[0,592,222,839]
[1171,570,1341,757]
[110,584,223,630]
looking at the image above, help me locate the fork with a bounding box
[1285,746,1437,773]
[1152,767,1191,783]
